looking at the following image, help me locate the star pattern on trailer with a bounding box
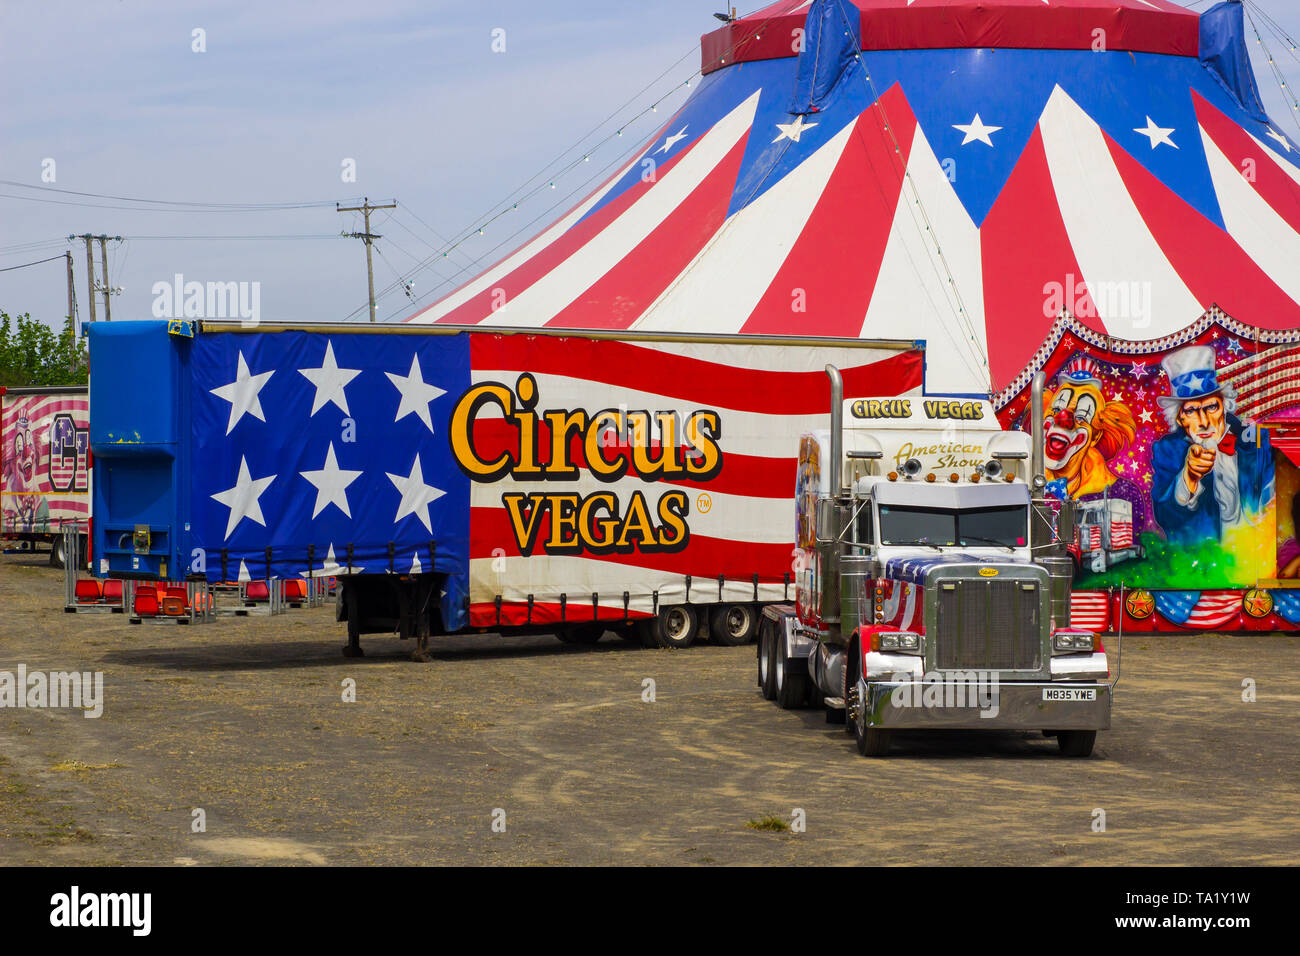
[211,456,276,540]
[210,352,274,435]
[386,354,446,433]
[299,442,363,519]
[387,454,445,533]
[299,340,361,416]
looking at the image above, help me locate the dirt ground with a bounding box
[1,550,1297,866]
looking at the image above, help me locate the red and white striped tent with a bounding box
[407,0,1300,397]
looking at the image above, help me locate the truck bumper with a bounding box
[862,680,1111,731]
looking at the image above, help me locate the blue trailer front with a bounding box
[89,320,472,651]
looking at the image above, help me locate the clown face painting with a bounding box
[1042,358,1137,498]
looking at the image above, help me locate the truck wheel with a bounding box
[710,604,757,646]
[635,619,659,648]
[852,681,890,755]
[774,649,806,710]
[655,605,698,649]
[758,621,777,700]
[557,625,603,645]
[1056,730,1096,757]
[49,537,66,569]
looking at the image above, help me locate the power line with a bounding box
[0,253,66,273]
[0,179,347,211]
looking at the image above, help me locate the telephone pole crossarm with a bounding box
[337,198,397,323]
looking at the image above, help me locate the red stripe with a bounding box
[424,146,695,326]
[468,334,923,416]
[470,506,794,577]
[981,126,1101,389]
[469,600,654,628]
[742,88,915,336]
[1104,129,1300,331]
[1193,90,1300,239]
[470,419,795,499]
[546,134,750,330]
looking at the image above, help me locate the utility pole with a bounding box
[338,197,397,322]
[72,235,96,324]
[65,251,76,334]
[98,236,112,322]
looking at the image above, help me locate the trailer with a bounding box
[87,320,922,656]
[1,385,91,567]
[757,369,1113,756]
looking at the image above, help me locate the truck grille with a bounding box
[933,579,1041,672]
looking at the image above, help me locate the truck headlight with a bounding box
[1052,630,1096,654]
[876,631,922,655]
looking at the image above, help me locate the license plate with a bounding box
[1043,687,1096,702]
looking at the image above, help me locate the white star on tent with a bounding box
[237,559,251,583]
[773,115,818,143]
[411,551,422,574]
[387,455,445,533]
[300,442,363,519]
[657,126,689,153]
[953,113,1003,147]
[211,456,276,540]
[210,352,274,435]
[386,354,446,433]
[1265,127,1293,153]
[1134,115,1178,149]
[299,340,361,416]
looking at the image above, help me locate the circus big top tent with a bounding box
[408,0,1300,400]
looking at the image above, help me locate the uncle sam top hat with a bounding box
[1158,345,1223,408]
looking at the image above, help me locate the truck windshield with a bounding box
[878,505,1027,548]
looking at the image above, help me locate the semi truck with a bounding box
[86,320,922,656]
[757,369,1113,756]
[1,385,91,567]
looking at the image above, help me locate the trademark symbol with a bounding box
[696,493,712,514]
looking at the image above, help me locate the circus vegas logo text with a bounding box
[448,373,723,556]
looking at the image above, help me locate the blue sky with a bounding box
[2,0,1299,332]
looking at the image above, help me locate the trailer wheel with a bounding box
[49,536,66,569]
[557,625,604,645]
[710,604,757,646]
[635,619,659,648]
[1056,730,1096,757]
[655,606,698,649]
[758,621,777,700]
[774,647,806,710]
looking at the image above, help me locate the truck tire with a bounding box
[1056,730,1096,757]
[774,648,806,710]
[758,621,777,700]
[655,606,699,649]
[635,619,659,648]
[710,603,757,646]
[49,536,66,569]
[557,625,604,645]
[852,680,891,755]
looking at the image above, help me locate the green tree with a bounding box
[0,312,88,387]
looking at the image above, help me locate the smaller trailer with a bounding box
[0,385,90,567]
[1070,496,1142,574]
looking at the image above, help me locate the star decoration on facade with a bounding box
[211,456,276,540]
[1265,127,1293,153]
[1134,116,1178,150]
[210,352,274,435]
[386,354,446,433]
[1130,360,1149,377]
[773,115,818,143]
[299,340,361,416]
[657,127,688,153]
[1227,338,1245,355]
[953,113,1003,147]
[387,454,445,533]
[300,442,363,518]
